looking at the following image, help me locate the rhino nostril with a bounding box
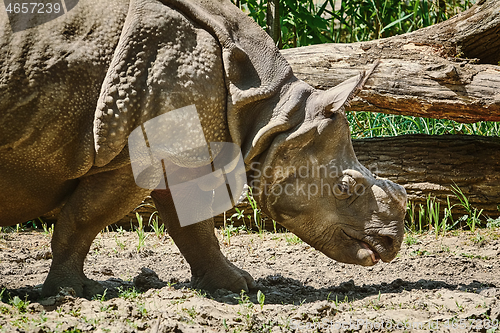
[381,235,393,249]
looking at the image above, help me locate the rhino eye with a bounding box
[332,175,355,200]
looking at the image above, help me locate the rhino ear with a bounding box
[321,60,379,117]
[93,0,165,167]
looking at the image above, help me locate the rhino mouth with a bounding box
[342,229,382,265]
[360,241,381,264]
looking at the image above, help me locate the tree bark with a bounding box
[353,134,500,219]
[281,0,500,123]
[266,0,281,47]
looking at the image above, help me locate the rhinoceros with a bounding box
[0,0,407,298]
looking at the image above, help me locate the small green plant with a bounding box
[486,206,500,229]
[235,290,252,309]
[234,290,254,330]
[0,288,6,302]
[183,306,197,319]
[40,219,54,236]
[117,286,141,300]
[223,222,238,245]
[114,230,126,250]
[257,290,265,310]
[10,296,29,313]
[410,249,431,256]
[487,216,500,229]
[229,206,246,225]
[69,308,81,317]
[471,233,485,245]
[247,187,264,233]
[135,213,148,252]
[149,213,165,239]
[426,195,441,238]
[137,302,148,317]
[116,226,125,236]
[404,233,419,246]
[285,234,303,245]
[452,184,483,232]
[92,289,108,302]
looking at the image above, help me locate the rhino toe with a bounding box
[191,260,255,293]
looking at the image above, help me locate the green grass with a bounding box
[236,0,477,47]
[347,112,500,139]
[405,186,500,235]
[134,213,148,252]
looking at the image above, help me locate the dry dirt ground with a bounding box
[0,227,499,332]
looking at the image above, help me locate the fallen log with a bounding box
[281,0,500,123]
[353,134,500,219]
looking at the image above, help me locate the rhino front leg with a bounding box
[151,189,255,293]
[42,166,150,298]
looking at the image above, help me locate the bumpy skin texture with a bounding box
[0,0,407,298]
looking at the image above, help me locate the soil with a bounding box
[1,227,499,332]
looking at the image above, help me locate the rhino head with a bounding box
[247,71,407,266]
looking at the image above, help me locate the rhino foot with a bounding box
[190,258,255,293]
[41,274,105,300]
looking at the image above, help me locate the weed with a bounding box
[92,289,108,302]
[285,234,303,245]
[222,318,229,330]
[10,296,29,313]
[234,290,254,330]
[116,226,126,236]
[461,253,488,260]
[183,306,197,319]
[149,212,165,239]
[137,302,148,317]
[223,222,239,245]
[40,219,54,236]
[486,207,500,229]
[117,287,141,300]
[348,112,500,139]
[0,288,6,302]
[247,187,264,234]
[238,0,476,47]
[69,308,81,317]
[452,184,483,232]
[410,249,431,256]
[425,194,441,238]
[404,233,419,246]
[135,213,148,252]
[272,220,278,233]
[471,233,485,245]
[440,245,450,253]
[229,207,246,226]
[38,311,48,323]
[0,305,11,315]
[257,290,265,310]
[455,300,465,312]
[235,290,253,309]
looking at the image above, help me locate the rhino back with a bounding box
[0,0,129,224]
[0,0,128,159]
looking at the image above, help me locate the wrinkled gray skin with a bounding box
[0,0,406,298]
